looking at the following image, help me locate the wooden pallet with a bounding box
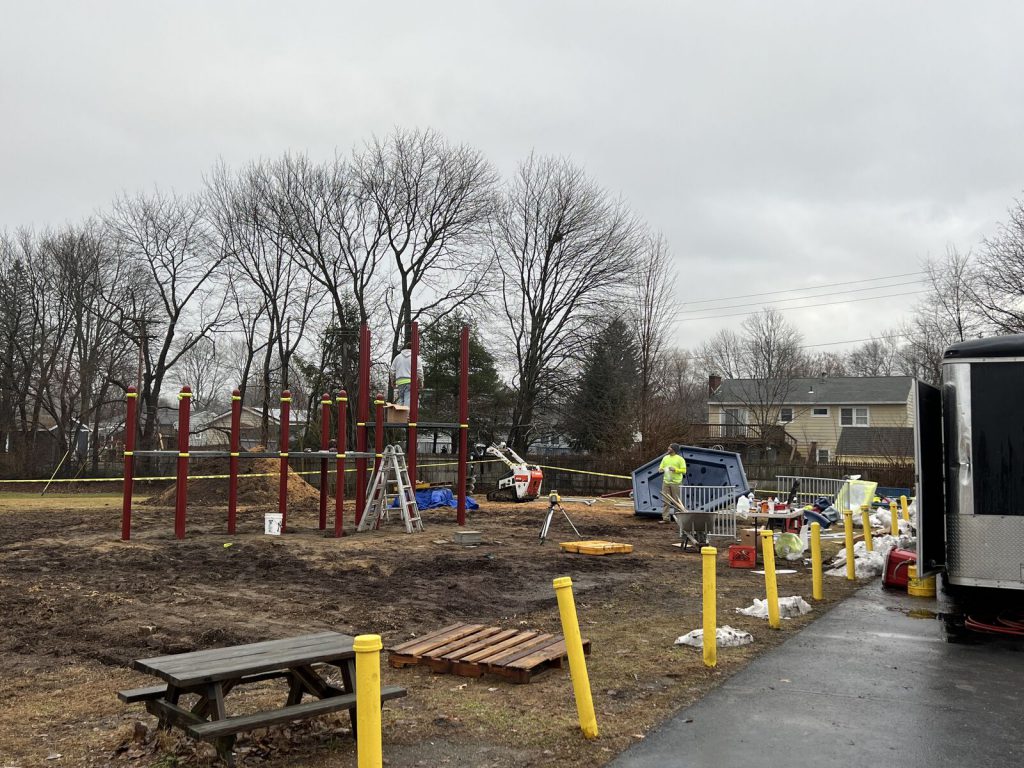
[559,539,634,555]
[388,623,590,684]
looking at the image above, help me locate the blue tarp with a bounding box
[390,488,479,511]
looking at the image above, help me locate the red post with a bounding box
[227,389,241,535]
[457,325,469,526]
[319,393,331,531]
[408,321,419,488]
[279,390,291,533]
[174,386,192,540]
[355,323,370,522]
[120,387,138,541]
[374,394,385,475]
[335,390,348,537]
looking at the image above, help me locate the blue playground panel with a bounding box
[632,446,751,518]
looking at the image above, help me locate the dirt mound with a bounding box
[150,453,322,507]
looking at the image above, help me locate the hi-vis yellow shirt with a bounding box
[659,454,687,485]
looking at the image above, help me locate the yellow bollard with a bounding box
[810,522,823,600]
[900,494,911,523]
[354,634,383,768]
[844,510,856,581]
[861,505,873,552]
[759,530,780,629]
[889,501,899,537]
[701,546,717,667]
[553,577,599,739]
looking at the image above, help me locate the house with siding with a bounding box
[705,376,916,463]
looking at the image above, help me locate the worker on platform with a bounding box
[659,443,687,523]
[389,346,423,407]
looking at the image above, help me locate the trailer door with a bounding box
[914,379,945,576]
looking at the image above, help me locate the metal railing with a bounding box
[679,484,740,539]
[773,475,851,509]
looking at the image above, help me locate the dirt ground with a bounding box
[0,490,865,768]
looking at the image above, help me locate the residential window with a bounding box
[840,407,869,427]
[779,407,794,423]
[811,407,829,417]
[816,448,830,463]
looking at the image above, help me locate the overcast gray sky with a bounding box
[3,1,1023,351]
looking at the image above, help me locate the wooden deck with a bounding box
[388,623,591,684]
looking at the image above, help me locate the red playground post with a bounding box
[279,390,291,533]
[335,390,348,537]
[120,387,138,541]
[319,393,331,530]
[355,323,370,523]
[175,386,192,540]
[408,321,420,487]
[457,325,469,526]
[227,389,241,535]
[374,394,385,475]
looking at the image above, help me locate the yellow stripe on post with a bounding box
[354,634,383,768]
[810,522,823,600]
[889,501,899,537]
[844,510,856,581]
[759,531,780,629]
[701,546,717,667]
[552,577,598,739]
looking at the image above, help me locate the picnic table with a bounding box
[118,631,406,765]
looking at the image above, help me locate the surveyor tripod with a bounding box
[539,490,581,544]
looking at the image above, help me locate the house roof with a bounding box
[835,426,915,458]
[710,376,914,405]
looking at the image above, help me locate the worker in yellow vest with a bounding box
[659,443,687,523]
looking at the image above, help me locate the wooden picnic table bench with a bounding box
[119,631,406,765]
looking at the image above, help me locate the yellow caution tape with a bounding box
[534,464,631,480]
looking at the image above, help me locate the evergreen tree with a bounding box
[566,318,640,453]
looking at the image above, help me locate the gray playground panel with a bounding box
[631,446,751,517]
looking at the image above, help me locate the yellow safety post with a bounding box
[354,634,383,768]
[701,546,717,667]
[810,522,823,600]
[861,505,873,552]
[889,501,899,537]
[552,576,599,739]
[759,530,780,629]
[900,494,911,523]
[844,510,856,581]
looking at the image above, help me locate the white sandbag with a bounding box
[736,596,812,619]
[675,625,754,648]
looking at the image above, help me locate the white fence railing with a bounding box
[679,484,740,540]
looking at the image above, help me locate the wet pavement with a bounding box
[611,584,1024,767]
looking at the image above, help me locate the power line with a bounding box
[680,271,926,306]
[802,333,908,349]
[675,290,927,322]
[677,279,925,314]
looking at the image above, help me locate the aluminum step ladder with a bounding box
[357,445,423,533]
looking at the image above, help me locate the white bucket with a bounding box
[264,512,283,536]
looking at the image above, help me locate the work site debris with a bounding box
[736,596,812,619]
[675,625,754,648]
[824,535,922,579]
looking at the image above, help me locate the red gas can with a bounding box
[883,548,917,589]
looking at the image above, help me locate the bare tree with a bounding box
[847,336,900,375]
[493,153,643,452]
[631,231,676,455]
[207,161,328,442]
[973,202,1024,332]
[105,189,229,449]
[699,328,747,379]
[355,128,499,358]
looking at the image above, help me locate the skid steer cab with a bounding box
[480,442,544,502]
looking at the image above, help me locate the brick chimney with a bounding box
[708,374,723,396]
